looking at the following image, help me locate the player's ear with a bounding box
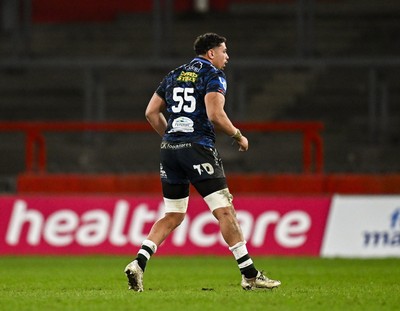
[207,49,214,59]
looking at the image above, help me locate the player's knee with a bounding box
[164,212,185,228]
[212,206,236,221]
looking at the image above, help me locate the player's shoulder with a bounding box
[200,63,225,81]
[168,64,186,77]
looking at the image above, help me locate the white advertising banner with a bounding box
[321,195,400,258]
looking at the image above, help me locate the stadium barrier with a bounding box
[0,120,330,194]
[16,173,400,195]
[0,121,323,174]
[2,120,400,194]
[1,121,400,194]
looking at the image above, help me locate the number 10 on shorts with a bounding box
[193,163,215,175]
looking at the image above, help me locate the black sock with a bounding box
[135,240,157,272]
[230,241,258,279]
[242,265,258,279]
[136,254,147,271]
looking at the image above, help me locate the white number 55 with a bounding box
[172,87,196,113]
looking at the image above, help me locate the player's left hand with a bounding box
[236,135,249,152]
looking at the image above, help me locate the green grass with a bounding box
[0,256,399,311]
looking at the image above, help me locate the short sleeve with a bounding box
[155,78,167,99]
[206,72,227,96]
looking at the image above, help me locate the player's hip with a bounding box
[159,141,225,183]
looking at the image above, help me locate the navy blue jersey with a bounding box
[156,57,227,148]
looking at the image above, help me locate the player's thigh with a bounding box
[160,147,188,184]
[161,181,190,213]
[193,178,233,212]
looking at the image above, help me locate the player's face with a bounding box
[211,43,229,70]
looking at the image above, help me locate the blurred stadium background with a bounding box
[0,0,399,194]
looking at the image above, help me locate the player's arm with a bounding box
[145,92,168,137]
[205,92,249,151]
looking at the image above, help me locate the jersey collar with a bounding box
[193,57,212,65]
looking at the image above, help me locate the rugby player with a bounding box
[125,33,281,292]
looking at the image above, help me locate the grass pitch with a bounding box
[0,256,399,311]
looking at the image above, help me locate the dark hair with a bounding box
[193,33,227,55]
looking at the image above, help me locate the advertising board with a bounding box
[321,195,400,258]
[0,196,330,256]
